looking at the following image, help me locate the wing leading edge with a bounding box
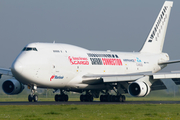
[0,68,12,78]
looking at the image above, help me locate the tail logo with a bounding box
[149,6,168,42]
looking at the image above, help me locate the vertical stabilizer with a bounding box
[140,1,173,53]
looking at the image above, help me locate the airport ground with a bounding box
[0,103,180,120]
[0,90,180,119]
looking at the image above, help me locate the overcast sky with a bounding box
[0,0,180,72]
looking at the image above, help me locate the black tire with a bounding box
[100,95,104,102]
[28,95,33,102]
[89,95,93,102]
[80,95,84,102]
[116,96,120,102]
[58,95,62,101]
[64,95,68,102]
[119,95,123,102]
[104,95,108,102]
[111,95,116,102]
[107,95,111,102]
[33,95,38,102]
[122,95,126,102]
[55,94,59,102]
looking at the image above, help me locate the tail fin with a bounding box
[140,1,173,53]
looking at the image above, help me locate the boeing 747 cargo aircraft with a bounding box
[0,1,179,102]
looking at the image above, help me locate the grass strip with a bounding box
[0,104,179,120]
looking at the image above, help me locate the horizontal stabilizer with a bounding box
[158,60,180,65]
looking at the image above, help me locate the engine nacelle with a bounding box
[2,78,24,95]
[128,81,151,97]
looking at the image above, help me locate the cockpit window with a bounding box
[22,47,38,51]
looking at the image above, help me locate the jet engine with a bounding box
[2,78,24,95]
[128,81,150,97]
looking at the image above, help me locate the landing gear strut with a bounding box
[54,89,68,102]
[28,85,38,102]
[80,91,93,102]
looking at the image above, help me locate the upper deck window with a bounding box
[22,47,38,51]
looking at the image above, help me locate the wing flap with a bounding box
[103,75,143,82]
[153,72,180,79]
[82,77,103,85]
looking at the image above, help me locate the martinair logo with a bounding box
[50,75,64,81]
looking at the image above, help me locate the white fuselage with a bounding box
[11,43,169,90]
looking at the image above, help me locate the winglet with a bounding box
[140,1,173,53]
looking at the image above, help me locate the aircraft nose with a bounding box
[11,60,23,75]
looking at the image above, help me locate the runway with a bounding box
[0,101,180,105]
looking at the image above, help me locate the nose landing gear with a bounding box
[28,85,38,102]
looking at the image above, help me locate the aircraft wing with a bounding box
[0,68,13,79]
[82,71,180,84]
[82,73,146,84]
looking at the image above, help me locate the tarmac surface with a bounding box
[0,101,180,105]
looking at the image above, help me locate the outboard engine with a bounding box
[2,78,24,95]
[128,81,150,97]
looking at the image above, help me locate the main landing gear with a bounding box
[99,88,126,102]
[80,91,94,102]
[28,86,38,102]
[100,94,126,102]
[54,90,68,102]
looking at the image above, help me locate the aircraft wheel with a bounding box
[89,95,93,102]
[28,94,33,102]
[80,95,93,102]
[100,95,104,102]
[80,95,84,102]
[119,95,123,102]
[111,95,116,102]
[64,95,69,102]
[55,94,59,102]
[122,95,126,102]
[59,95,63,101]
[100,95,108,102]
[87,95,93,102]
[115,96,120,102]
[33,95,38,102]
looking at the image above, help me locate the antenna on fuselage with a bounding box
[53,41,56,43]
